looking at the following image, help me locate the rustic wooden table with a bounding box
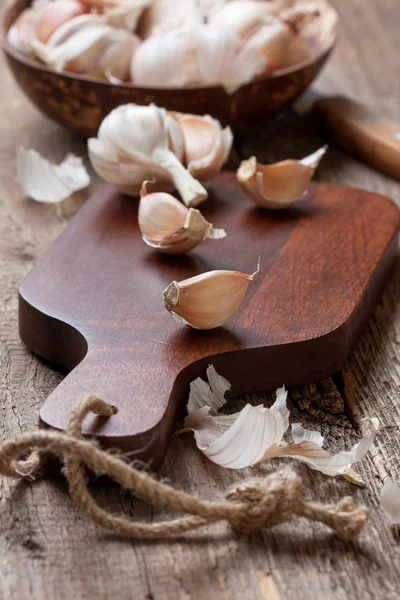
[1,0,400,598]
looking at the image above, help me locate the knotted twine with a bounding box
[0,395,369,539]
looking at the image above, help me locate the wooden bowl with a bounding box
[1,0,338,137]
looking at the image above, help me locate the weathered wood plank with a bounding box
[1,0,400,598]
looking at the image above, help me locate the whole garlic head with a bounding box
[32,14,139,81]
[88,104,208,207]
[139,182,226,254]
[131,24,266,94]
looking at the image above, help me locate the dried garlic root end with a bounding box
[237,156,257,183]
[185,208,211,234]
[163,281,180,312]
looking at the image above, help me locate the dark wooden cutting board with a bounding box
[19,173,400,469]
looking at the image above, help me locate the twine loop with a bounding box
[225,470,301,532]
[0,395,369,540]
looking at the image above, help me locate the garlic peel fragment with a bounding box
[16,148,90,203]
[380,479,400,524]
[163,260,260,329]
[237,146,327,209]
[181,367,379,476]
[138,185,226,254]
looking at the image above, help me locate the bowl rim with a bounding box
[1,0,339,94]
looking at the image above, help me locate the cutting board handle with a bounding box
[313,96,400,180]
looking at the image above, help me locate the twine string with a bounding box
[0,395,369,540]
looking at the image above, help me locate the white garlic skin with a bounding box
[163,264,259,329]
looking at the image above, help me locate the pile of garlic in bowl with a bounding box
[8,0,322,92]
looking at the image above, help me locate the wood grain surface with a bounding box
[1,0,400,598]
[19,177,400,467]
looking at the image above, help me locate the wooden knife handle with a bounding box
[312,96,400,180]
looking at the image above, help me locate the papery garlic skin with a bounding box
[181,366,379,474]
[163,262,259,329]
[33,14,139,81]
[131,25,266,94]
[237,146,327,209]
[172,113,233,180]
[88,104,208,206]
[16,147,90,203]
[139,185,226,254]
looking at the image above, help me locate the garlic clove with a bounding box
[166,113,185,164]
[137,0,202,39]
[139,182,226,254]
[172,113,233,180]
[163,260,260,329]
[33,14,139,81]
[210,0,278,41]
[194,25,266,94]
[36,0,89,43]
[131,27,202,88]
[16,147,90,203]
[237,146,327,209]
[180,366,379,475]
[131,25,266,94]
[7,8,38,55]
[89,104,208,206]
[210,2,312,73]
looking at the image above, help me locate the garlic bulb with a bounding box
[36,0,89,42]
[137,0,202,39]
[80,0,152,31]
[139,182,226,254]
[131,25,266,94]
[172,113,233,180]
[88,104,208,207]
[163,261,260,329]
[237,146,327,209]
[33,14,138,80]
